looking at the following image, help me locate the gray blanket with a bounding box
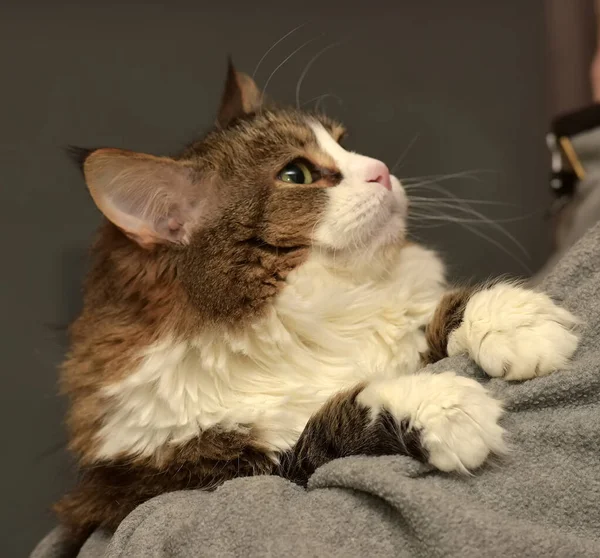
[32,223,600,558]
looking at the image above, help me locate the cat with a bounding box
[55,59,579,541]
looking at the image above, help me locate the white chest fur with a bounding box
[96,244,446,460]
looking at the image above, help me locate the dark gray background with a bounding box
[0,1,564,555]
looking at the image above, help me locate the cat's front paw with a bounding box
[358,372,506,473]
[448,284,579,381]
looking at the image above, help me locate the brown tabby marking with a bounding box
[281,384,428,486]
[423,287,476,364]
[63,112,346,462]
[55,429,275,538]
[56,384,429,538]
[56,61,429,545]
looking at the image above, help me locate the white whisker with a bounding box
[409,209,532,272]
[401,169,495,185]
[408,208,541,224]
[301,93,344,112]
[455,222,531,273]
[408,194,516,207]
[262,37,320,108]
[295,41,345,109]
[416,193,528,258]
[390,133,420,174]
[252,23,309,81]
[315,93,343,113]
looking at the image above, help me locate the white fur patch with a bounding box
[309,122,408,252]
[357,371,506,472]
[448,284,579,381]
[96,243,446,460]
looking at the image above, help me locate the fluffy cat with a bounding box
[55,60,579,540]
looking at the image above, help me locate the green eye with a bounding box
[277,162,314,185]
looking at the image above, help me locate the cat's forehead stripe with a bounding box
[310,121,354,174]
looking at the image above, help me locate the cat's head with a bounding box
[75,60,408,324]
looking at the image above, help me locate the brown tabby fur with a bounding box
[55,61,466,545]
[62,112,346,457]
[423,287,476,365]
[55,429,275,538]
[56,63,354,537]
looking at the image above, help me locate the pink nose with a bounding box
[364,160,392,191]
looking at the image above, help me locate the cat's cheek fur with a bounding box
[357,371,507,473]
[447,283,580,381]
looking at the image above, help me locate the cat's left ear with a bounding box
[216,58,262,127]
[81,148,217,249]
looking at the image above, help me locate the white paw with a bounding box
[448,284,579,381]
[358,371,506,473]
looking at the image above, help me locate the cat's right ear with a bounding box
[78,148,216,249]
[216,58,263,128]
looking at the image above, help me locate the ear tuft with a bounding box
[65,145,97,173]
[217,58,263,128]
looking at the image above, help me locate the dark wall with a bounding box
[0,1,549,555]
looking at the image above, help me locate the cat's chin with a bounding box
[359,178,408,251]
[360,211,408,256]
[314,210,408,265]
[373,210,407,245]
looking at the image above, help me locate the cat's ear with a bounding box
[216,58,262,127]
[81,148,214,249]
